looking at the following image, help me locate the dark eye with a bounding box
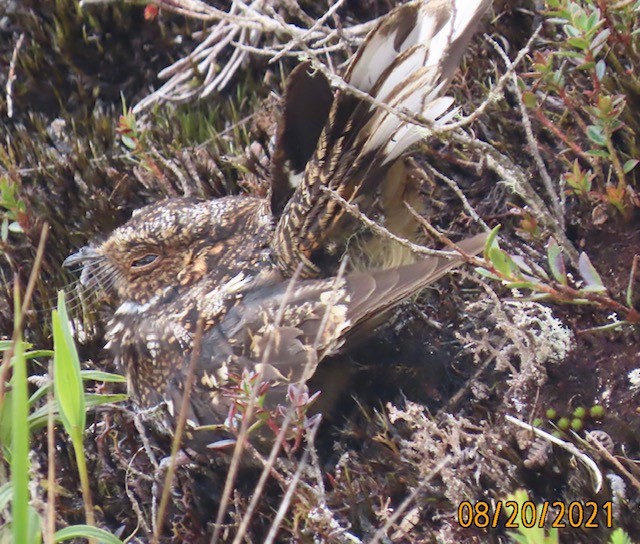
[131,254,159,269]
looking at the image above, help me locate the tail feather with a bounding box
[346,232,487,327]
[346,4,425,92]
[273,0,491,278]
[341,232,487,344]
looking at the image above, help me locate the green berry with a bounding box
[546,408,558,420]
[571,418,583,432]
[590,405,605,419]
[573,406,586,419]
[533,418,543,427]
[557,417,571,431]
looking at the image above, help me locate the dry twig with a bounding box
[6,33,25,119]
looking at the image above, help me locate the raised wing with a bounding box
[272,0,491,277]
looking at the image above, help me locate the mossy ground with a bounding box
[1,0,639,542]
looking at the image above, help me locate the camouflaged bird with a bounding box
[64,0,491,451]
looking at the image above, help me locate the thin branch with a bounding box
[211,264,304,544]
[320,187,465,259]
[369,457,451,544]
[6,33,25,119]
[231,411,294,544]
[263,416,323,544]
[270,0,346,63]
[451,131,580,265]
[153,316,205,544]
[585,432,640,495]
[506,415,602,493]
[422,163,490,231]
[131,0,375,112]
[0,223,49,406]
[440,26,542,132]
[487,34,565,229]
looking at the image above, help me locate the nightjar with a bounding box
[64,0,491,451]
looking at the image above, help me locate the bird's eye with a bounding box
[131,254,159,269]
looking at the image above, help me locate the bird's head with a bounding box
[64,196,270,305]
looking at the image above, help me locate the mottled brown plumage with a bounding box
[273,0,491,277]
[64,0,491,451]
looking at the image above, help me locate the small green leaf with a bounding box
[623,159,639,173]
[581,285,608,293]
[490,248,522,280]
[586,149,610,158]
[567,36,589,50]
[564,24,581,37]
[609,528,634,544]
[585,11,600,32]
[547,239,567,284]
[120,135,137,150]
[578,252,606,292]
[577,60,595,71]
[505,281,536,289]
[23,349,55,359]
[8,221,23,234]
[522,91,537,109]
[587,125,606,146]
[475,267,501,281]
[590,28,611,55]
[483,225,501,262]
[489,247,511,277]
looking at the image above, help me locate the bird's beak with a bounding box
[63,246,100,269]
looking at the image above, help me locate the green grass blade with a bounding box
[28,369,126,407]
[80,370,126,383]
[28,505,43,544]
[27,394,128,431]
[0,339,32,352]
[24,349,55,359]
[0,481,12,510]
[54,525,124,544]
[11,338,31,544]
[0,388,13,460]
[52,291,85,442]
[52,290,95,527]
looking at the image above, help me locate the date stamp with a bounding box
[457,500,613,529]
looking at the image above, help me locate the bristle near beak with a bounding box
[63,246,101,269]
[63,245,111,293]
